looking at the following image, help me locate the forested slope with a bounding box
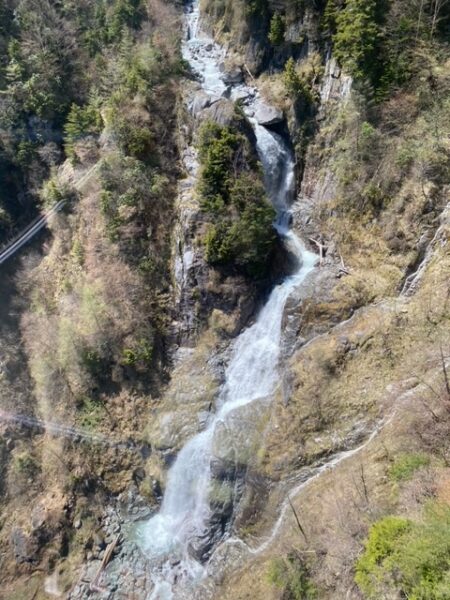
[0,1,185,595]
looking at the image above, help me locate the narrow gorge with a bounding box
[137,2,318,592]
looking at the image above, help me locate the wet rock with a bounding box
[222,68,244,84]
[118,486,153,521]
[198,410,210,427]
[187,525,221,563]
[202,98,237,127]
[255,103,284,126]
[280,266,346,361]
[211,399,271,468]
[190,91,211,116]
[231,471,272,534]
[139,443,152,459]
[233,89,252,104]
[221,85,232,99]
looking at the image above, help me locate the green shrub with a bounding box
[107,0,146,43]
[71,239,85,266]
[121,339,153,368]
[284,58,314,104]
[389,453,430,482]
[246,0,269,18]
[268,554,318,599]
[64,101,103,161]
[355,505,450,599]
[207,176,276,278]
[99,155,153,245]
[108,107,154,161]
[77,397,105,430]
[198,122,241,210]
[355,515,412,597]
[361,183,385,211]
[80,346,105,378]
[0,206,12,232]
[40,178,74,209]
[13,451,39,477]
[323,0,339,34]
[330,0,429,96]
[16,140,38,167]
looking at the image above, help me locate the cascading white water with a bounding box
[137,1,317,596]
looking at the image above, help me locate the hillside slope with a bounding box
[0,0,449,599]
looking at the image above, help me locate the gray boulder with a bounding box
[255,103,284,126]
[221,68,244,85]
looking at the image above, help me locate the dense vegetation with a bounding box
[197,121,276,278]
[356,505,450,599]
[325,0,450,96]
[1,0,184,384]
[0,0,182,238]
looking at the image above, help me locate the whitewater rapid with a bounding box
[137,1,317,597]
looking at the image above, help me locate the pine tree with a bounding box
[268,13,285,46]
[332,0,383,84]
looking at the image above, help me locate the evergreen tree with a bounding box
[268,13,285,45]
[332,0,385,86]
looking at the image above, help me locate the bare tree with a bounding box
[416,0,426,39]
[431,0,450,38]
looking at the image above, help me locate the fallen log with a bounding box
[89,534,121,593]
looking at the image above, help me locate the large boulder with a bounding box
[255,103,284,126]
[11,527,39,564]
[221,67,244,85]
[190,91,212,117]
[201,98,237,127]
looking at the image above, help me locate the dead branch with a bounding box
[89,534,120,593]
[339,253,350,275]
[440,344,450,398]
[419,398,440,422]
[359,463,369,504]
[411,372,443,405]
[244,63,255,81]
[309,237,327,267]
[288,496,308,542]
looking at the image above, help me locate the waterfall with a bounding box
[137,1,317,596]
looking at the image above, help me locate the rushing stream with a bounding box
[137,1,317,597]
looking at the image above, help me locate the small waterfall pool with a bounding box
[136,1,317,596]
